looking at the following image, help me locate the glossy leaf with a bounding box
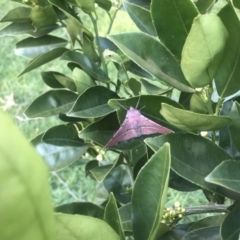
[0,7,31,23]
[54,74,77,91]
[90,154,124,182]
[41,71,66,88]
[31,5,57,30]
[25,89,78,118]
[205,160,240,194]
[221,205,240,240]
[189,215,225,231]
[61,51,110,83]
[125,78,141,96]
[68,86,119,118]
[229,101,240,151]
[31,133,89,171]
[0,21,59,37]
[215,2,240,98]
[151,0,198,59]
[72,67,95,94]
[145,133,233,195]
[195,0,215,14]
[104,193,125,240]
[160,103,231,131]
[49,0,93,38]
[132,143,171,240]
[83,33,99,62]
[181,14,228,88]
[18,47,68,77]
[75,0,95,12]
[0,110,55,240]
[123,0,156,36]
[55,202,104,219]
[108,32,194,93]
[96,0,112,11]
[55,213,120,240]
[181,226,220,240]
[42,124,85,147]
[15,35,68,59]
[103,165,132,204]
[140,78,172,95]
[119,203,132,233]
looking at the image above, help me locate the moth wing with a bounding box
[138,115,173,135]
[105,116,140,148]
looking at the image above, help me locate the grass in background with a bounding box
[0,0,211,223]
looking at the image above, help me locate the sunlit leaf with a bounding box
[181,14,228,88]
[0,111,55,240]
[160,103,231,131]
[132,143,170,240]
[25,89,78,118]
[55,213,120,240]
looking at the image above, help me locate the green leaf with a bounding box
[0,7,31,23]
[151,0,198,59]
[125,78,141,96]
[181,14,228,88]
[25,89,78,118]
[0,110,55,240]
[221,205,240,240]
[55,213,120,240]
[18,47,68,77]
[119,203,132,233]
[68,86,119,118]
[49,0,93,39]
[83,33,99,62]
[195,0,215,14]
[31,133,89,171]
[140,78,172,95]
[54,74,77,92]
[55,202,104,219]
[214,2,240,98]
[205,160,240,194]
[96,0,112,11]
[15,35,68,59]
[31,5,57,30]
[72,67,95,94]
[104,193,125,240]
[132,143,171,240]
[181,226,220,240]
[189,215,226,231]
[41,71,66,88]
[42,124,85,147]
[229,102,240,151]
[108,32,194,92]
[61,51,110,83]
[145,133,233,196]
[103,165,132,204]
[75,0,95,12]
[123,0,156,36]
[160,103,231,131]
[0,22,59,37]
[90,153,124,182]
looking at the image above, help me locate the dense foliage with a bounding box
[1,0,240,239]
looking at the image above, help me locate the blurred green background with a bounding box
[0,0,213,223]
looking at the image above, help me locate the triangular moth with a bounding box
[105,98,173,148]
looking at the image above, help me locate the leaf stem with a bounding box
[185,204,229,215]
[106,0,122,35]
[89,12,108,76]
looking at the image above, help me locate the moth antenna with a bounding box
[135,94,141,109]
[115,100,128,110]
